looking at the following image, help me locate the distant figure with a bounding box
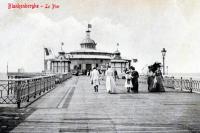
[87,70,90,76]
[130,66,139,93]
[114,69,119,81]
[90,67,100,92]
[125,70,133,93]
[105,66,116,93]
[147,62,165,92]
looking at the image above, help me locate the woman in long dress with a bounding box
[105,66,116,93]
[147,63,165,92]
[154,68,165,92]
[147,66,156,92]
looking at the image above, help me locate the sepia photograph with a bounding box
[0,0,200,132]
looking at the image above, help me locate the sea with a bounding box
[0,73,8,80]
[167,73,200,80]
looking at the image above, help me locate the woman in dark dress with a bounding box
[147,62,165,92]
[147,66,155,92]
[154,67,165,92]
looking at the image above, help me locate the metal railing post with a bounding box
[50,77,52,89]
[190,78,193,93]
[34,79,37,98]
[39,78,42,95]
[46,78,48,91]
[17,81,21,108]
[7,77,10,95]
[172,77,175,89]
[27,80,30,102]
[43,78,45,93]
[180,77,183,91]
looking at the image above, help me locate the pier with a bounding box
[1,76,200,132]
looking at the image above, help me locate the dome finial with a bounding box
[86,24,92,39]
[88,24,92,30]
[80,24,96,49]
[117,43,119,50]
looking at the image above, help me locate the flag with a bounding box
[44,48,52,56]
[88,24,92,28]
[133,59,138,63]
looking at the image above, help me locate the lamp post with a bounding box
[161,48,167,75]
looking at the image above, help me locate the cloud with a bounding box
[1,0,200,73]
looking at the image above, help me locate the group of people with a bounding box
[90,66,139,94]
[124,66,139,93]
[90,62,165,93]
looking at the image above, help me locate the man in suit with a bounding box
[130,66,139,93]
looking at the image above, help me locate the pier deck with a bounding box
[3,76,200,132]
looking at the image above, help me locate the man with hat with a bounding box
[90,67,100,92]
[130,66,139,93]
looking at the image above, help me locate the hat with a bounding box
[150,62,162,72]
[126,71,130,74]
[130,66,135,70]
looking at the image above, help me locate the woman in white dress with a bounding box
[105,66,116,93]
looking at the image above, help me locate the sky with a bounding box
[0,0,200,73]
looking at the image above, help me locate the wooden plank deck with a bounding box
[9,76,200,132]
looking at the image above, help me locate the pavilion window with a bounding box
[61,62,65,73]
[65,63,68,72]
[58,62,61,73]
[53,62,57,73]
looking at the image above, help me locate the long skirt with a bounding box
[156,76,165,92]
[106,76,116,93]
[147,76,165,92]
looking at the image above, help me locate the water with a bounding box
[166,73,200,80]
[0,73,8,80]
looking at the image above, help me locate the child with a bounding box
[125,71,133,93]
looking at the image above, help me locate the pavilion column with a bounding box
[64,62,66,73]
[121,62,122,73]
[50,61,52,72]
[57,62,58,72]
[68,62,70,72]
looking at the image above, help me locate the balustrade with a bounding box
[0,73,72,108]
[139,75,200,93]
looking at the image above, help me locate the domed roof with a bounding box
[113,49,121,59]
[113,49,120,54]
[81,38,96,44]
[80,29,97,49]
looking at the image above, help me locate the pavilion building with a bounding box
[44,25,133,76]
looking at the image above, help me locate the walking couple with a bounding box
[125,66,139,93]
[90,66,116,93]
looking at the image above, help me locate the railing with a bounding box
[139,75,200,93]
[0,73,72,108]
[55,73,72,83]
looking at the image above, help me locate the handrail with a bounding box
[1,74,56,81]
[0,73,72,108]
[139,75,200,93]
